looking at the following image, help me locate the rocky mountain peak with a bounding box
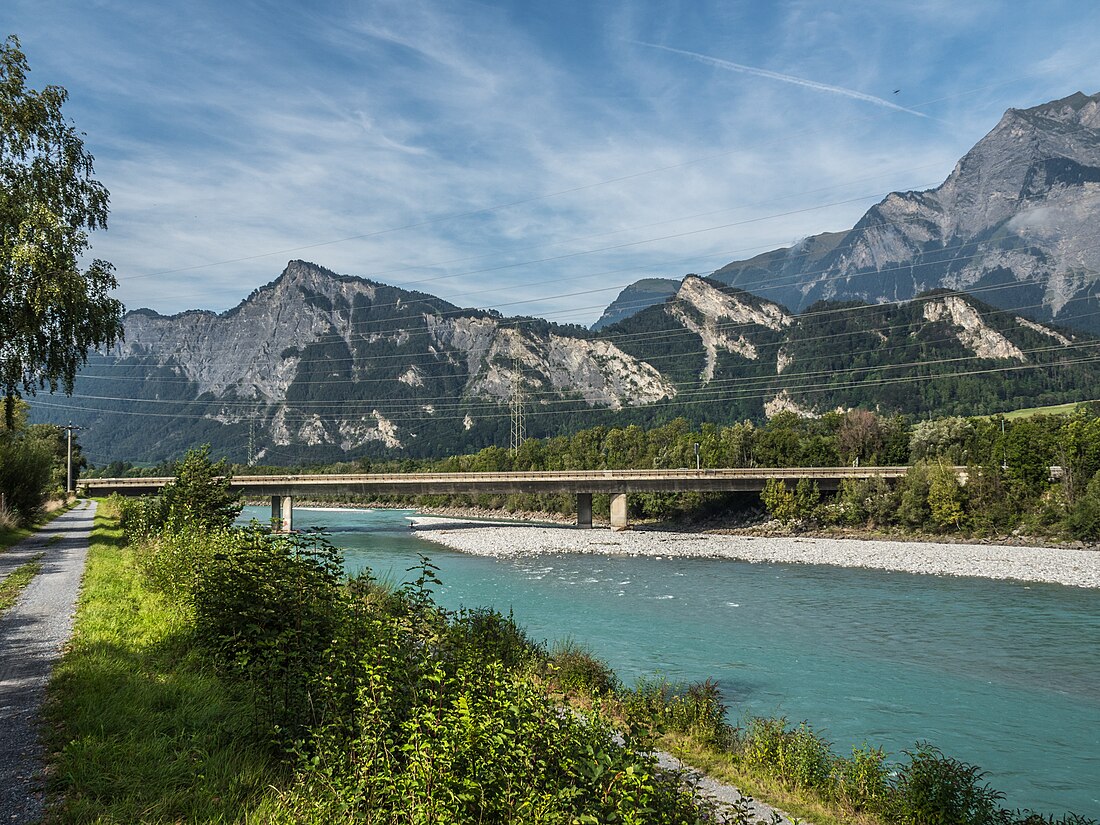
[1014,90,1100,128]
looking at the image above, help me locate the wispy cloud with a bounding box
[632,41,928,118]
[11,0,1098,325]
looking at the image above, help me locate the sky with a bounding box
[5,0,1100,326]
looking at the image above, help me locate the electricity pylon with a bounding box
[509,340,526,455]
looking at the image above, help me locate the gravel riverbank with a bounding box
[409,517,1100,589]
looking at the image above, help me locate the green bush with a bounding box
[739,717,836,794]
[1065,470,1100,540]
[928,462,966,530]
[761,479,798,522]
[0,432,53,523]
[896,465,930,526]
[547,640,619,698]
[117,493,169,540]
[159,445,242,531]
[624,677,732,746]
[131,526,232,609]
[191,527,344,737]
[834,744,891,812]
[449,606,545,671]
[889,743,1004,825]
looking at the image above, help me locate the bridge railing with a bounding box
[81,466,923,494]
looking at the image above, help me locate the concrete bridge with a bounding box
[82,466,922,531]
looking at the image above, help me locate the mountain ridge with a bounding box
[42,262,1100,465]
[599,91,1100,333]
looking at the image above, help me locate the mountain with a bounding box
[591,278,680,330]
[598,92,1100,333]
[44,265,1100,465]
[600,275,1100,422]
[58,261,676,464]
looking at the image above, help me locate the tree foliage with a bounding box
[159,445,242,531]
[0,398,74,523]
[0,35,124,425]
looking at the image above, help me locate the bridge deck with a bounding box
[82,466,916,497]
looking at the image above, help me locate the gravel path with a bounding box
[654,750,793,824]
[409,517,1100,588]
[0,500,96,824]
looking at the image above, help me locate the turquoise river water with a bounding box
[243,506,1100,817]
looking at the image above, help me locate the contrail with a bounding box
[634,42,928,118]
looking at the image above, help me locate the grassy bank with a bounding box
[44,501,709,823]
[43,507,286,822]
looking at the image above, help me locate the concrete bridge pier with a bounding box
[271,495,294,532]
[577,493,593,529]
[610,492,629,531]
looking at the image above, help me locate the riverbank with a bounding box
[408,516,1100,589]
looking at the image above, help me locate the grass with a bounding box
[42,508,288,823]
[1001,400,1096,420]
[0,523,33,553]
[659,732,884,825]
[0,555,43,614]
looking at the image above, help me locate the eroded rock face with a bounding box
[1015,316,1074,346]
[922,296,1026,361]
[119,260,373,401]
[666,276,791,383]
[427,317,675,406]
[764,390,818,419]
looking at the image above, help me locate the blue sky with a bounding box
[6,0,1099,324]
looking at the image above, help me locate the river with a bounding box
[242,505,1100,818]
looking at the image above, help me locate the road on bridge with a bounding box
[83,466,924,531]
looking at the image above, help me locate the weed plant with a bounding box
[546,639,620,697]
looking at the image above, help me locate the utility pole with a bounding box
[248,411,256,467]
[694,442,701,471]
[62,423,83,493]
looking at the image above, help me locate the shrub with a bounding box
[548,640,619,697]
[449,606,544,671]
[835,744,891,812]
[118,493,169,540]
[191,527,344,737]
[762,479,799,522]
[739,717,836,794]
[1065,470,1100,540]
[159,445,242,531]
[131,526,232,609]
[0,432,53,523]
[897,463,933,526]
[624,676,732,746]
[928,462,966,530]
[889,743,1004,825]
